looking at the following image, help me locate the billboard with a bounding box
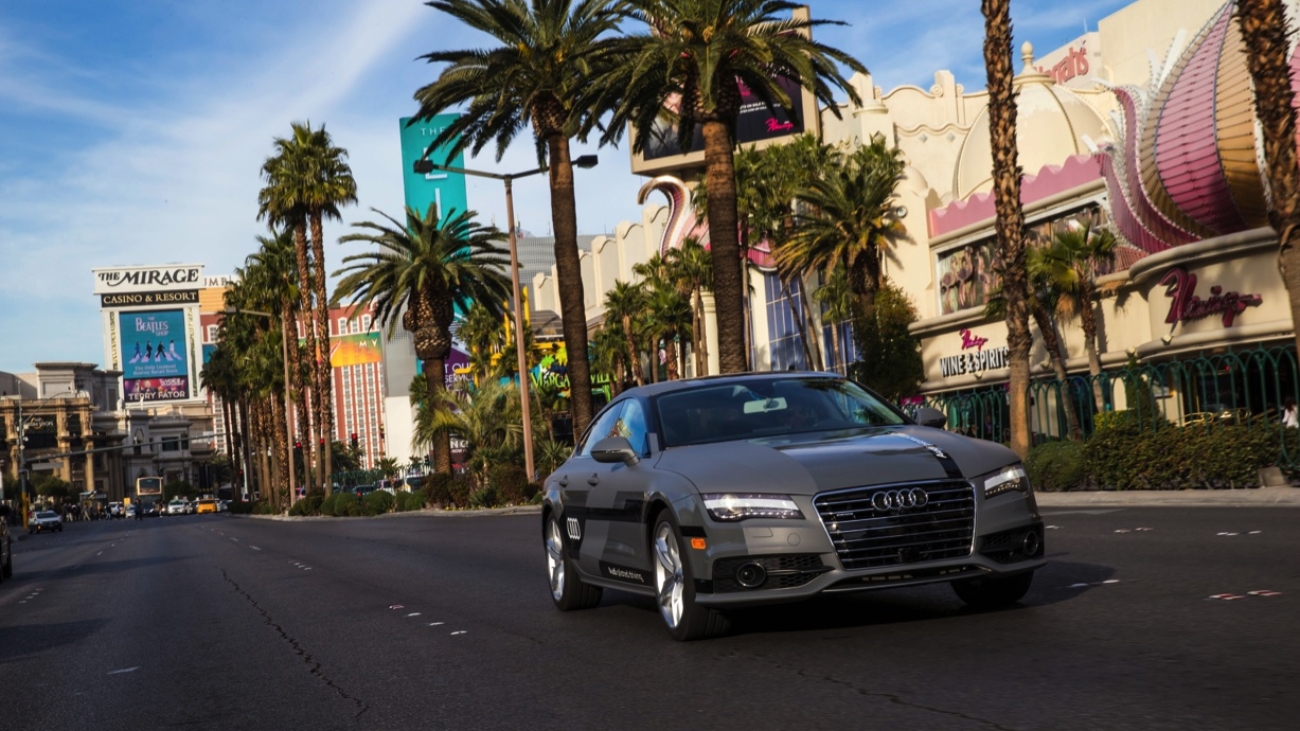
[330,332,383,368]
[93,264,203,295]
[120,309,190,401]
[400,115,468,223]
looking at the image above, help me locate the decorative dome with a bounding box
[1100,0,1297,254]
[954,43,1114,200]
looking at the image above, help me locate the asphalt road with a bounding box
[0,507,1295,731]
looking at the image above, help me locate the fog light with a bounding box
[735,562,767,589]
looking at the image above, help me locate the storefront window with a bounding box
[935,204,1108,316]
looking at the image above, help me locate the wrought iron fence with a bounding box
[912,345,1300,468]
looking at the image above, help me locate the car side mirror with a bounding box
[590,436,639,465]
[914,407,948,429]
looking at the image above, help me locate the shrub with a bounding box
[363,491,395,516]
[321,492,361,517]
[227,500,256,515]
[490,464,531,505]
[468,485,499,509]
[1084,422,1277,490]
[253,500,278,515]
[1025,441,1088,492]
[423,473,455,508]
[395,491,425,512]
[289,493,324,517]
[448,474,476,508]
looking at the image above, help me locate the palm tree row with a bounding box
[257,121,357,493]
[411,0,867,439]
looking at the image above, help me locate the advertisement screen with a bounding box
[400,114,468,224]
[642,75,806,161]
[124,377,190,402]
[119,309,190,402]
[330,333,383,367]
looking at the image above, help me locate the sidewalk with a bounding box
[1036,485,1300,508]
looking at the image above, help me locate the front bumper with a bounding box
[680,486,1044,608]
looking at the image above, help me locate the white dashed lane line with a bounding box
[249,546,261,551]
[107,667,139,675]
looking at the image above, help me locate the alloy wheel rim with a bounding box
[546,518,565,601]
[653,523,684,628]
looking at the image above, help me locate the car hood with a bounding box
[654,426,1018,496]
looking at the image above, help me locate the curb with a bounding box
[1036,486,1300,508]
[239,505,543,521]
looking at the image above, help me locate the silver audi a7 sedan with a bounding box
[542,372,1045,640]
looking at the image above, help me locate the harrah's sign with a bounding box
[93,265,203,295]
[1159,267,1262,328]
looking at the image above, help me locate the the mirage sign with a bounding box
[93,265,204,295]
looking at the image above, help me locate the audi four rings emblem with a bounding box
[871,487,929,512]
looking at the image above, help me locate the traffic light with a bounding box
[350,433,358,450]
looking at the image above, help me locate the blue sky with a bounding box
[0,0,1134,373]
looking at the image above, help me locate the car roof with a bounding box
[616,371,845,400]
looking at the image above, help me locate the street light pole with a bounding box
[413,154,598,481]
[223,307,296,506]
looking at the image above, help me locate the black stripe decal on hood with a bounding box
[894,433,964,479]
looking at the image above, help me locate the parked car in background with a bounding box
[166,500,186,515]
[195,498,218,514]
[218,500,230,513]
[29,511,63,534]
[125,504,137,519]
[108,502,124,519]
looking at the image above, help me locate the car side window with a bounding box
[577,402,627,458]
[615,399,650,456]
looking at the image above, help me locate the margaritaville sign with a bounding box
[940,329,1009,378]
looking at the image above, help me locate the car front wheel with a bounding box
[545,514,602,611]
[652,511,730,641]
[952,571,1034,609]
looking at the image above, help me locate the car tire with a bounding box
[651,510,730,641]
[545,514,602,611]
[951,571,1034,609]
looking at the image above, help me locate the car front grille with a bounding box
[814,480,975,570]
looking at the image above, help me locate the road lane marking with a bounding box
[389,605,405,610]
[428,622,444,626]
[107,667,139,675]
[406,612,421,617]
[230,537,239,542]
[250,546,261,551]
[97,551,103,556]
[1248,589,1282,597]
[450,631,467,635]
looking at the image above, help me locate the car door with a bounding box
[553,401,628,574]
[579,397,658,586]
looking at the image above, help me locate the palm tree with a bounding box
[591,323,629,395]
[605,280,647,386]
[1021,247,1083,441]
[982,0,1032,458]
[645,285,693,380]
[1237,0,1300,358]
[334,205,511,474]
[1050,223,1116,412]
[455,301,507,385]
[412,0,622,439]
[776,138,906,349]
[813,265,853,372]
[602,0,866,373]
[299,123,357,492]
[665,237,712,376]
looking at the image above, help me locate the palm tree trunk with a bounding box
[983,0,1033,457]
[309,212,334,493]
[545,135,594,438]
[782,279,815,369]
[1238,0,1300,359]
[664,333,680,380]
[290,221,321,489]
[239,396,253,501]
[798,276,826,371]
[1031,305,1082,441]
[1078,278,1106,411]
[272,392,290,509]
[829,314,843,373]
[701,120,747,373]
[423,357,452,474]
[691,289,703,377]
[693,285,709,376]
[621,314,644,386]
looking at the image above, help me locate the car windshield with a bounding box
[36,511,58,519]
[655,376,907,447]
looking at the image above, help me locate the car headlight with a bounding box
[983,464,1031,499]
[701,494,804,521]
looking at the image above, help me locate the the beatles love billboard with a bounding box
[119,309,190,401]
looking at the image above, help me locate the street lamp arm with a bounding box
[222,306,275,319]
[424,163,547,182]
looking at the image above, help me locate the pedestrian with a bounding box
[1283,396,1299,428]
